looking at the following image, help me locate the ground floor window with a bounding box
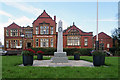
[6,40,9,48]
[20,40,22,47]
[51,39,53,47]
[107,44,110,48]
[10,40,18,48]
[84,38,88,46]
[36,39,39,47]
[67,36,80,46]
[40,39,49,47]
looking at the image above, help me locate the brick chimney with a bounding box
[54,16,56,21]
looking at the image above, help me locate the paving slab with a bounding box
[19,60,94,67]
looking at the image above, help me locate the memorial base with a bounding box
[52,52,68,63]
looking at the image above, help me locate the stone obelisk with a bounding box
[52,20,68,63]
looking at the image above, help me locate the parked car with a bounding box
[90,50,111,56]
[0,49,7,56]
[104,50,111,56]
[90,50,95,55]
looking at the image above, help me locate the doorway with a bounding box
[27,43,31,48]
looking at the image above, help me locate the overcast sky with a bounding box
[0,0,119,45]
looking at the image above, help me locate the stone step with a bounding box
[51,57,68,63]
[54,52,67,57]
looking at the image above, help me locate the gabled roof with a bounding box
[63,22,93,36]
[93,32,112,39]
[63,22,83,33]
[37,10,51,18]
[7,22,21,29]
[33,10,54,24]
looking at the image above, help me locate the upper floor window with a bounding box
[36,26,39,34]
[84,38,88,46]
[40,26,49,34]
[20,29,22,36]
[51,27,53,34]
[46,26,49,34]
[6,30,9,36]
[67,36,80,46]
[10,29,18,36]
[25,30,33,38]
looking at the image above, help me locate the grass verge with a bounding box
[2,56,119,79]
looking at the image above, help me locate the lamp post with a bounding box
[21,34,24,50]
[95,0,99,50]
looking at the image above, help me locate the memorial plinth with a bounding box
[52,20,68,63]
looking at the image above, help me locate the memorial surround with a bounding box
[4,10,113,51]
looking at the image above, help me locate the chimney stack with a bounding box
[54,16,56,21]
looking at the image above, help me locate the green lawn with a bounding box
[2,56,119,79]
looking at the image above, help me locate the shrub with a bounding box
[63,48,79,55]
[73,51,81,55]
[31,47,56,55]
[92,50,106,56]
[109,47,116,55]
[31,47,92,56]
[79,48,92,56]
[21,49,35,56]
[36,50,44,54]
[114,51,120,56]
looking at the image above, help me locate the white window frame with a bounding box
[84,38,88,46]
[107,44,110,48]
[51,27,53,34]
[36,39,39,47]
[67,36,80,46]
[6,40,9,48]
[6,30,9,36]
[36,27,39,34]
[20,40,22,47]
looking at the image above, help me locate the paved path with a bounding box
[19,60,94,67]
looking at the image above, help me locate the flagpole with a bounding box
[96,0,98,41]
[95,0,99,50]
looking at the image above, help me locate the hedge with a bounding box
[109,47,120,56]
[31,47,92,56]
[114,51,120,56]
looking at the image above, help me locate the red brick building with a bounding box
[4,10,113,51]
[32,10,57,48]
[23,26,33,49]
[63,23,93,48]
[93,32,113,50]
[4,22,23,50]
[4,22,33,50]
